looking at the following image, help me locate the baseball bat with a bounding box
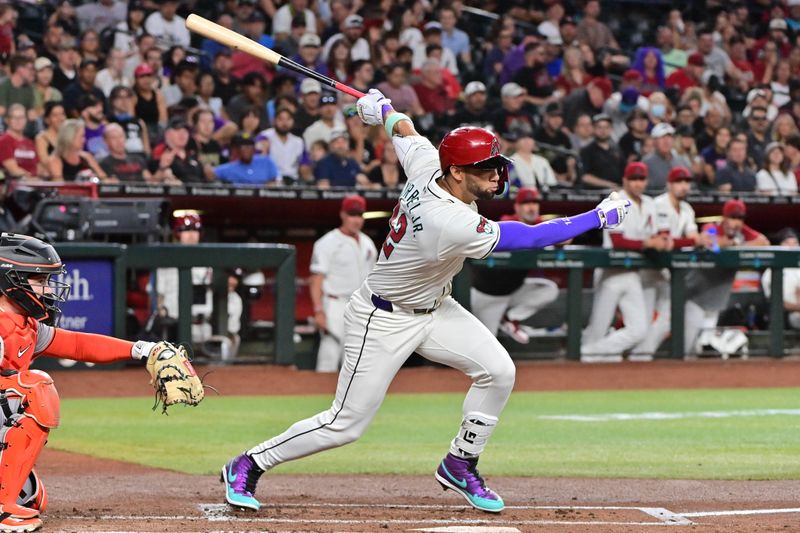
[185,14,366,99]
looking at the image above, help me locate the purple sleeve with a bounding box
[494,210,601,252]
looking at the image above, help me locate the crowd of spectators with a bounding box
[0,0,799,196]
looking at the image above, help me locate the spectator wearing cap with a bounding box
[76,93,108,158]
[576,0,619,52]
[273,0,317,41]
[684,200,768,355]
[48,118,110,182]
[532,101,574,181]
[0,54,35,119]
[75,0,127,34]
[95,48,130,98]
[214,134,279,186]
[413,21,459,76]
[579,113,624,189]
[450,81,491,128]
[314,128,368,188]
[108,85,150,157]
[322,14,370,63]
[412,59,456,118]
[509,133,558,191]
[762,228,800,331]
[99,122,151,182]
[145,0,190,48]
[756,142,797,195]
[491,82,535,142]
[226,72,268,127]
[211,50,239,105]
[259,107,311,184]
[555,45,593,96]
[746,105,771,168]
[563,76,611,131]
[716,138,757,192]
[512,42,557,107]
[38,23,64,63]
[634,166,709,356]
[0,104,39,179]
[753,18,792,63]
[642,123,691,192]
[293,78,323,136]
[377,63,424,117]
[132,63,167,142]
[665,52,705,96]
[149,117,204,183]
[232,0,256,33]
[743,88,779,123]
[559,16,579,48]
[470,187,560,345]
[63,59,105,117]
[163,59,200,108]
[618,108,650,163]
[603,86,649,142]
[309,194,376,372]
[439,6,472,67]
[656,25,687,77]
[304,92,345,149]
[582,161,665,362]
[288,33,330,87]
[53,40,81,92]
[499,34,540,86]
[631,47,665,97]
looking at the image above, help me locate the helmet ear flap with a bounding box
[496,166,509,196]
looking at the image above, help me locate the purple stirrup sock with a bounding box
[494,210,601,252]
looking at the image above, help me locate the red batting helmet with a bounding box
[172,210,202,234]
[438,127,512,196]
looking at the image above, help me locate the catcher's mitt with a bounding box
[146,342,204,413]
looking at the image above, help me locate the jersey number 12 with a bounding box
[382,204,407,259]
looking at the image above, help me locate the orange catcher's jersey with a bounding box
[366,135,500,309]
[0,313,54,371]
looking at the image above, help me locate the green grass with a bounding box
[51,388,800,480]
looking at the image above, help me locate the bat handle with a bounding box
[334,82,366,99]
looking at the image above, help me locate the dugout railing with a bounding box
[457,247,800,359]
[55,243,297,364]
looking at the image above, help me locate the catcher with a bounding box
[0,233,203,533]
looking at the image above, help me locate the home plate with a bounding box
[411,526,520,533]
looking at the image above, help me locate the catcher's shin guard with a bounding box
[17,470,46,513]
[0,371,59,519]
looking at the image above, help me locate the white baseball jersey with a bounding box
[310,229,376,297]
[366,135,500,309]
[654,193,698,238]
[603,191,657,247]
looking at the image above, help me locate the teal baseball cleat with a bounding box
[435,453,505,513]
[220,453,264,511]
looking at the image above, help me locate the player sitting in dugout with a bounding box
[0,233,201,533]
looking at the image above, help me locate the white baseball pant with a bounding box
[248,283,515,470]
[316,295,348,372]
[684,300,720,355]
[470,278,559,335]
[633,269,670,355]
[582,270,648,355]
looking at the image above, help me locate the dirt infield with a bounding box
[39,358,800,532]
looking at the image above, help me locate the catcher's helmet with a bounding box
[172,210,202,234]
[438,127,512,196]
[0,233,69,324]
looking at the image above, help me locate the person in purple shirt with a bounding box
[214,134,279,186]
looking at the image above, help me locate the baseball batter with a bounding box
[309,195,377,372]
[221,89,631,514]
[0,233,175,533]
[582,162,671,362]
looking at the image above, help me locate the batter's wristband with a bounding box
[385,112,411,137]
